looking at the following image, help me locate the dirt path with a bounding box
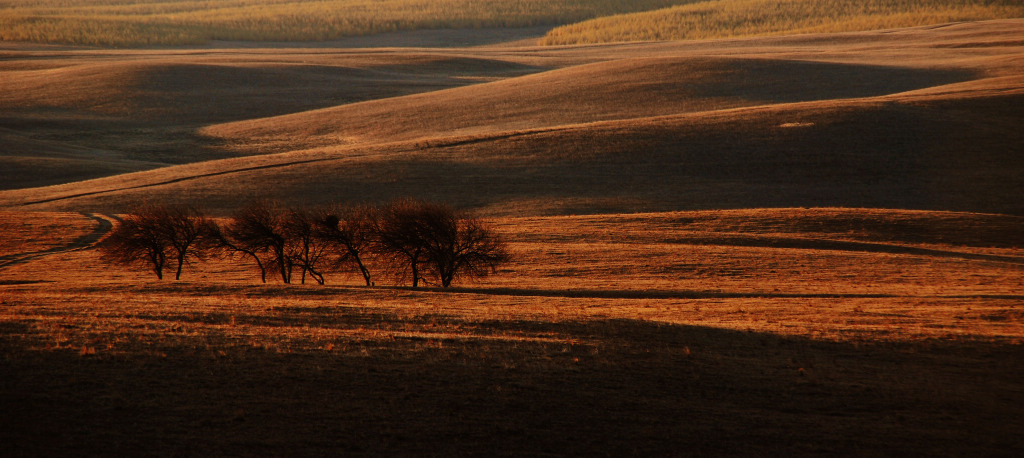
[0,213,117,270]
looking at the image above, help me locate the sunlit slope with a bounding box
[203,56,972,154]
[542,0,1024,45]
[4,76,1022,216]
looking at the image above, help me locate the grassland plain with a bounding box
[541,0,1024,45]
[1,209,1023,455]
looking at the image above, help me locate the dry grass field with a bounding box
[1,16,1023,457]
[2,209,1023,455]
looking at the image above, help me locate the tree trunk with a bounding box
[175,254,185,280]
[151,251,165,280]
[276,250,291,284]
[300,242,309,284]
[356,259,372,286]
[243,250,266,283]
[309,269,325,285]
[411,261,419,288]
[253,257,266,283]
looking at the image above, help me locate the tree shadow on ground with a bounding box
[1,316,1021,457]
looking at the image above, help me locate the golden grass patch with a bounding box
[542,0,1024,45]
[0,0,684,47]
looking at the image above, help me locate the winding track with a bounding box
[0,213,117,270]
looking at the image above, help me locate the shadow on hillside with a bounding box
[274,91,1022,217]
[686,58,974,104]
[1,314,1022,456]
[376,56,546,78]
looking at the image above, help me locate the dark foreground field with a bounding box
[2,209,1022,456]
[4,308,1022,456]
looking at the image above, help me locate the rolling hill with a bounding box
[1,19,1022,217]
[0,50,543,188]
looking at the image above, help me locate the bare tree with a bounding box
[283,208,334,285]
[99,204,217,280]
[377,199,432,288]
[377,199,509,288]
[100,207,167,279]
[217,199,507,288]
[163,205,219,281]
[221,201,292,284]
[426,214,509,288]
[317,204,380,286]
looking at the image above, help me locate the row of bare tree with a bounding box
[99,199,509,288]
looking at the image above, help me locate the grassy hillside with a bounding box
[2,20,1021,217]
[0,0,685,47]
[542,0,1024,45]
